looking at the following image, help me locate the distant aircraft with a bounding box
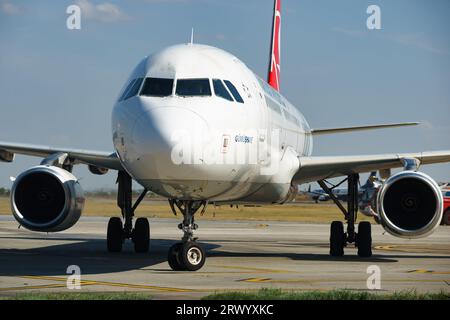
[306,172,378,203]
[440,183,450,189]
[1,0,449,271]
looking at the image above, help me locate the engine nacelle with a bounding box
[11,165,85,232]
[377,171,443,238]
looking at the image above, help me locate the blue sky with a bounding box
[0,0,449,190]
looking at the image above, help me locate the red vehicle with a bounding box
[442,190,450,225]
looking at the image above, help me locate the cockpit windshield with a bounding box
[140,78,174,97]
[118,78,143,101]
[213,79,234,102]
[176,79,211,97]
[224,80,244,103]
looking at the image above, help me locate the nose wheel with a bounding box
[168,241,205,271]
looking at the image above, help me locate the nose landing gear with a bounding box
[106,173,206,271]
[167,200,207,271]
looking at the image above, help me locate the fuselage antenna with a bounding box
[190,28,194,45]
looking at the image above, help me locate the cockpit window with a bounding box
[123,78,143,101]
[224,80,244,103]
[213,79,234,102]
[176,79,211,97]
[118,79,137,102]
[140,78,174,97]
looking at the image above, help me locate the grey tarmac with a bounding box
[0,216,449,299]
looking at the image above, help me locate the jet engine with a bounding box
[11,165,85,232]
[377,171,443,238]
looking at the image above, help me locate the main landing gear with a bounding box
[318,174,372,258]
[107,171,150,253]
[167,200,207,271]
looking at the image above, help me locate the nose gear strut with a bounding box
[167,199,207,271]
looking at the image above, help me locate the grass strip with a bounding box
[202,288,450,300]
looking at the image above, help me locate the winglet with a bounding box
[267,0,281,92]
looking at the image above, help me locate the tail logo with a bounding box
[268,0,281,92]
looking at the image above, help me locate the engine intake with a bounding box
[11,165,85,232]
[378,171,443,238]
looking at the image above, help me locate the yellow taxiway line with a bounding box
[0,276,195,293]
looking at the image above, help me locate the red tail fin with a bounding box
[267,0,281,92]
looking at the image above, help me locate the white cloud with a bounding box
[332,27,447,55]
[0,1,22,15]
[75,0,128,22]
[331,27,364,38]
[138,0,194,3]
[385,32,447,55]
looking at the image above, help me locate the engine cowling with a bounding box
[11,165,85,232]
[377,171,443,238]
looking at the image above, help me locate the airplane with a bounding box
[1,0,449,271]
[305,186,330,203]
[306,172,378,203]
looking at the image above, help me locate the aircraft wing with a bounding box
[310,122,419,136]
[293,151,450,184]
[0,141,123,171]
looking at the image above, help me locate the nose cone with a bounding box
[130,107,210,181]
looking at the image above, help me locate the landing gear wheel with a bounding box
[133,218,150,253]
[442,210,450,226]
[180,242,205,271]
[107,217,123,252]
[357,221,372,257]
[330,221,345,257]
[168,243,185,271]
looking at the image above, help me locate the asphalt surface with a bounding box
[0,216,449,299]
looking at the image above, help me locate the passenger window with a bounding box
[118,79,137,102]
[140,78,174,97]
[224,80,244,103]
[123,78,143,100]
[213,79,234,102]
[176,79,211,96]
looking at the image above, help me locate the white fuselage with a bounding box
[112,44,312,203]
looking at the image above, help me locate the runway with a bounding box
[0,216,449,299]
